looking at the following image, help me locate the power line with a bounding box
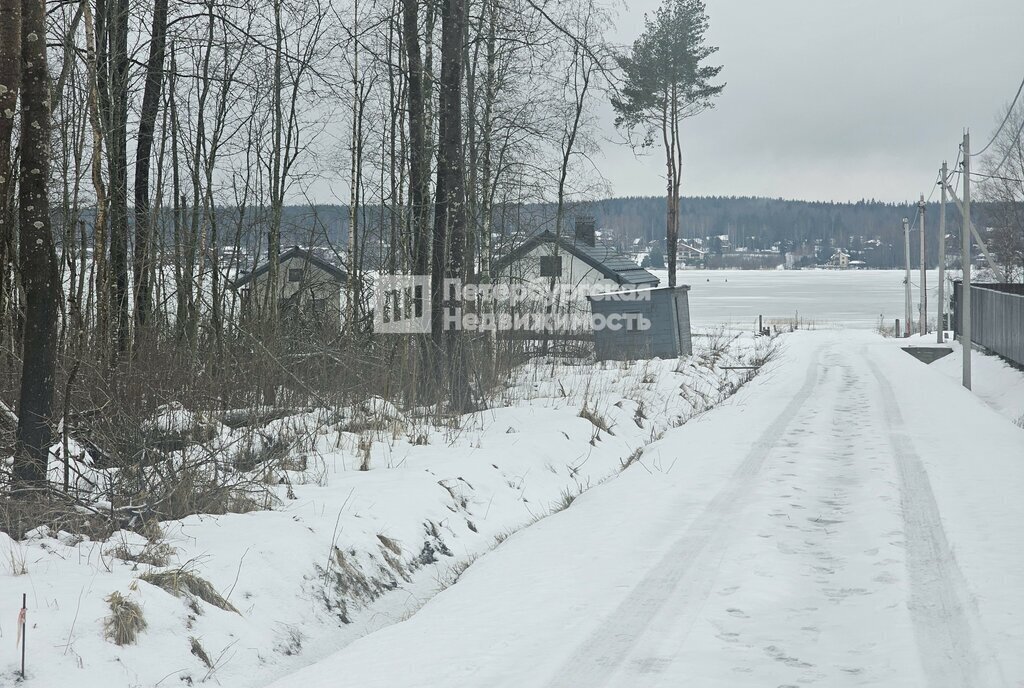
[971,170,1024,184]
[971,73,1024,157]
[925,170,941,203]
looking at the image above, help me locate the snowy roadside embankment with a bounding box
[892,334,1024,426]
[0,331,774,687]
[259,330,1024,688]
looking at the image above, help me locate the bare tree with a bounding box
[96,0,133,357]
[14,0,60,490]
[432,0,470,409]
[980,103,1024,282]
[403,0,430,277]
[0,0,20,370]
[133,0,170,340]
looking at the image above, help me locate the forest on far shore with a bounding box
[228,195,986,270]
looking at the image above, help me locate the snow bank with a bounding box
[1,331,772,687]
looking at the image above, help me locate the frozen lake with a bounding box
[647,268,945,331]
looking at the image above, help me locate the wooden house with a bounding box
[490,218,660,294]
[229,246,347,330]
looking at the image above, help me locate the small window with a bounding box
[288,268,304,283]
[539,255,563,277]
[310,298,327,317]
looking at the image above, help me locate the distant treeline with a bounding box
[588,196,988,257]
[62,195,988,270]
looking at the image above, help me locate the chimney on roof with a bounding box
[575,216,595,247]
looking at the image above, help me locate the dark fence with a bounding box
[952,281,1024,366]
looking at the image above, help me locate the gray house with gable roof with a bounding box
[230,246,347,330]
[490,218,660,292]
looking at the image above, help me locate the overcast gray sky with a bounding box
[599,0,1024,202]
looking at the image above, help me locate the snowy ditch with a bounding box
[0,330,777,687]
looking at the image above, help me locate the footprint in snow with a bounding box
[764,645,814,668]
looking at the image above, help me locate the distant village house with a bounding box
[490,217,660,295]
[229,246,347,330]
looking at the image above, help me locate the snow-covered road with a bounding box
[268,331,1024,687]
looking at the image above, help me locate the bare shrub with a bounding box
[112,452,273,523]
[234,433,292,472]
[0,494,113,541]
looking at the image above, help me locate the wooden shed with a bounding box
[588,286,692,360]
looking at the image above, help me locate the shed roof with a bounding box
[230,246,348,290]
[491,230,659,287]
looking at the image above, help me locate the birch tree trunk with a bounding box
[0,0,20,371]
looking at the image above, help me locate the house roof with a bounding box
[229,246,348,289]
[491,230,660,287]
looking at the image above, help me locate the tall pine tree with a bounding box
[612,0,723,287]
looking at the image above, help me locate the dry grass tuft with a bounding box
[578,404,610,433]
[6,543,28,576]
[493,529,513,546]
[107,541,177,568]
[140,566,238,614]
[376,533,401,556]
[442,554,479,587]
[620,446,644,471]
[190,636,213,668]
[104,592,147,645]
[552,486,579,512]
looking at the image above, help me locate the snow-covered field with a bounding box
[266,330,1024,688]
[650,268,945,331]
[0,333,772,687]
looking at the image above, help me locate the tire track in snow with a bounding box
[543,343,828,688]
[867,358,1003,688]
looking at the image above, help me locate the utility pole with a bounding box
[903,217,912,337]
[937,162,947,343]
[919,194,927,336]
[962,132,972,389]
